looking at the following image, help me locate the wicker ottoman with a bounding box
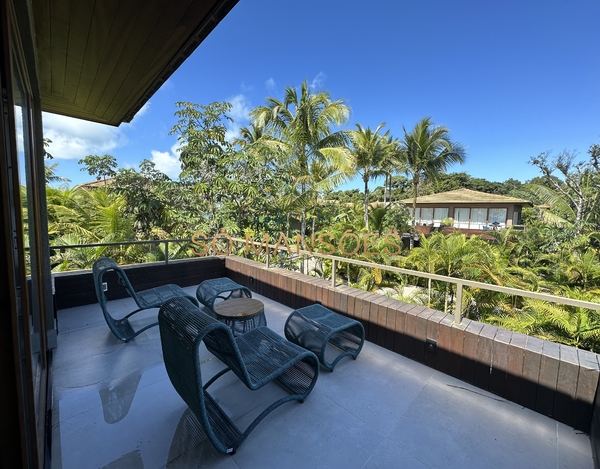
[284,303,365,371]
[195,278,252,313]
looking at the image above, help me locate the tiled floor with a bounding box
[50,287,594,469]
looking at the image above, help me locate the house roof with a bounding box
[32,0,239,126]
[76,177,115,189]
[401,188,532,205]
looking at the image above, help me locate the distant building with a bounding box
[76,177,115,189]
[401,188,532,232]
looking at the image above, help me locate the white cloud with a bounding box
[265,78,276,90]
[241,82,254,93]
[42,112,126,160]
[225,94,251,141]
[228,94,251,121]
[310,72,327,90]
[132,101,150,119]
[150,142,181,179]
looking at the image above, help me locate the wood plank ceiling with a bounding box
[32,0,239,126]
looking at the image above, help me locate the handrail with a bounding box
[50,236,600,324]
[49,238,191,265]
[49,238,190,249]
[228,237,600,324]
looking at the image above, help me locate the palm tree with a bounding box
[348,123,394,230]
[489,291,600,352]
[250,80,352,236]
[399,117,466,226]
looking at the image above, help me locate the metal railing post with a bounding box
[266,245,270,268]
[331,259,337,288]
[454,282,463,325]
[164,240,169,265]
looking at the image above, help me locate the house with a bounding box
[0,1,238,466]
[401,188,533,232]
[76,177,115,189]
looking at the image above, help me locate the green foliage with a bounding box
[348,123,397,229]
[113,160,172,238]
[43,138,71,185]
[250,80,352,236]
[78,154,117,183]
[398,117,466,224]
[527,147,600,229]
[489,291,600,352]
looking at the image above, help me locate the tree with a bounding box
[78,154,117,185]
[489,291,600,352]
[401,231,506,315]
[348,123,395,230]
[528,148,600,230]
[43,138,70,185]
[398,117,466,227]
[170,101,238,232]
[250,80,352,237]
[113,160,171,238]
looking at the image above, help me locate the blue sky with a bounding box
[44,0,600,191]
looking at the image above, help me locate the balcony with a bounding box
[50,257,596,468]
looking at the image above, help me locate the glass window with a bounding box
[11,45,50,453]
[488,208,507,228]
[454,208,470,228]
[411,207,421,225]
[433,208,449,227]
[470,208,487,229]
[420,208,433,225]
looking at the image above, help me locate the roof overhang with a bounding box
[32,0,239,126]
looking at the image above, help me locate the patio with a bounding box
[50,287,593,469]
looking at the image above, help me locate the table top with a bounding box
[214,298,264,319]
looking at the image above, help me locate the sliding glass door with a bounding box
[0,3,52,466]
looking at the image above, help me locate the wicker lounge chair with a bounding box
[92,257,199,342]
[158,297,320,454]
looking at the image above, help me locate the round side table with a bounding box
[213,298,266,337]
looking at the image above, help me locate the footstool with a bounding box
[284,303,365,371]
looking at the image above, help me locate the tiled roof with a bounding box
[76,177,115,189]
[401,188,532,205]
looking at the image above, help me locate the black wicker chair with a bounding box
[92,257,199,342]
[158,297,320,454]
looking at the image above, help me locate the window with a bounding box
[488,208,507,227]
[412,207,421,225]
[470,208,487,229]
[433,207,449,227]
[454,208,470,228]
[420,208,433,225]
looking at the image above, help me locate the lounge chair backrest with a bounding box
[92,257,200,342]
[92,257,130,339]
[158,297,219,426]
[92,257,142,308]
[159,297,249,390]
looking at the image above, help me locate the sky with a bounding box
[43,0,600,191]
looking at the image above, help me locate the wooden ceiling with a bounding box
[32,0,239,126]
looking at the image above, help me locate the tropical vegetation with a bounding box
[40,84,600,352]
